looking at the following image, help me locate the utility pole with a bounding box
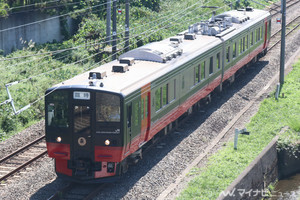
[112,0,117,60]
[106,0,111,45]
[125,0,130,52]
[279,0,286,91]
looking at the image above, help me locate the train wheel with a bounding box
[187,107,193,115]
[251,55,257,64]
[121,159,129,174]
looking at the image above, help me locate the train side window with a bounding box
[216,53,221,70]
[209,56,213,75]
[145,95,149,117]
[233,42,237,58]
[133,102,139,127]
[195,65,200,84]
[261,26,263,40]
[243,37,245,52]
[239,39,243,54]
[155,88,162,111]
[258,27,261,41]
[174,79,176,100]
[268,21,271,38]
[251,32,254,46]
[141,98,144,120]
[162,84,168,106]
[246,35,248,50]
[201,61,206,80]
[226,46,230,63]
[255,29,258,42]
[127,104,132,129]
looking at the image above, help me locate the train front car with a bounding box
[45,87,124,183]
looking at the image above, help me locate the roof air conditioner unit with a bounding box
[112,64,129,73]
[120,57,135,66]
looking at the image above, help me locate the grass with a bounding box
[178,58,300,199]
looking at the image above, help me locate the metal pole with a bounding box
[234,128,239,150]
[125,0,130,52]
[112,0,117,60]
[106,0,111,45]
[279,0,286,90]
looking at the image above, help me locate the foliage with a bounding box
[130,0,161,12]
[178,59,300,199]
[0,0,9,16]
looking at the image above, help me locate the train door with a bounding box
[72,103,94,175]
[140,83,151,144]
[125,103,132,154]
[263,19,268,49]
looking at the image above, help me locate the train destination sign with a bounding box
[73,91,90,100]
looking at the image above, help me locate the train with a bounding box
[45,8,271,183]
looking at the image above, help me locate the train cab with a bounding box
[45,87,125,182]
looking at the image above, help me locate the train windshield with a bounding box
[96,93,120,123]
[46,91,69,128]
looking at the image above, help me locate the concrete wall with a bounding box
[278,146,300,179]
[0,11,74,55]
[218,136,279,200]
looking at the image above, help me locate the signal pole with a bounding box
[106,0,111,45]
[125,0,130,52]
[112,0,117,60]
[279,0,286,91]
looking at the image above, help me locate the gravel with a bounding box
[0,3,299,200]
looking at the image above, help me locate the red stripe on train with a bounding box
[149,44,265,138]
[46,142,70,160]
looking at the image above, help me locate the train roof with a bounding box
[52,8,270,97]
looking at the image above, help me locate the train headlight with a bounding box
[105,139,110,146]
[56,137,62,143]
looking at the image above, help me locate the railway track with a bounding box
[269,15,300,51]
[0,135,47,185]
[269,0,300,17]
[48,183,108,200]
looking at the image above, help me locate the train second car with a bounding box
[45,8,271,183]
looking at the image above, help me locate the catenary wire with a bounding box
[0,0,210,62]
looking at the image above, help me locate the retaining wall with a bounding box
[278,146,300,179]
[0,11,74,55]
[217,136,279,200]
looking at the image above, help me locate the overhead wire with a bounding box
[0,1,108,17]
[29,4,224,109]
[1,1,226,111]
[3,0,218,85]
[0,1,110,34]
[0,0,144,62]
[0,0,60,11]
[0,0,209,62]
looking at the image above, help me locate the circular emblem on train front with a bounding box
[78,137,86,146]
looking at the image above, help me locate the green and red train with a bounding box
[45,8,271,183]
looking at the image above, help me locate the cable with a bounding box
[7,0,216,86]
[8,5,226,114]
[0,1,110,33]
[0,1,108,17]
[1,0,216,78]
[0,0,208,62]
[0,0,60,11]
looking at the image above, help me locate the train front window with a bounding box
[96,93,120,122]
[74,106,90,134]
[47,92,69,128]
